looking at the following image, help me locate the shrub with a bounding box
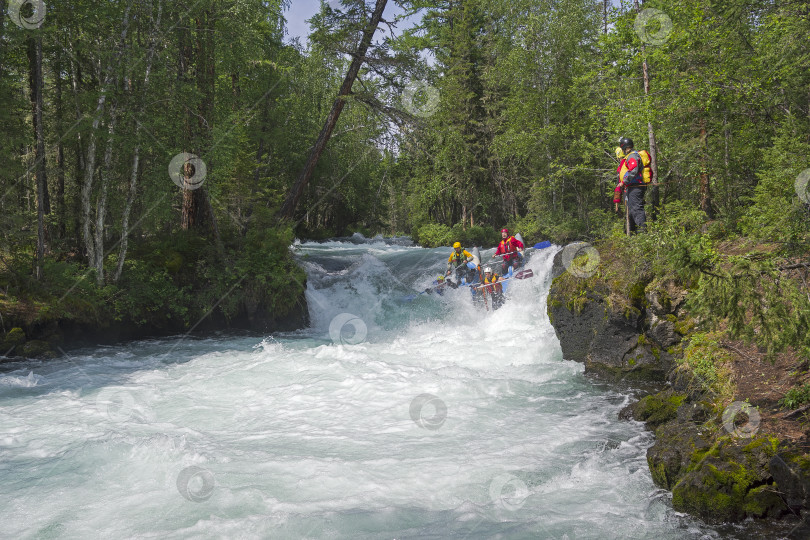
[779,384,810,410]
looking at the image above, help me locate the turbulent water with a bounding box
[0,235,740,539]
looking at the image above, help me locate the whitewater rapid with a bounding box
[0,236,727,539]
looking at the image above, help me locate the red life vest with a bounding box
[497,236,522,260]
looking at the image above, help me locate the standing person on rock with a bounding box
[616,137,651,233]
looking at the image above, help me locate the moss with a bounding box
[669,434,790,521]
[665,314,678,323]
[659,288,673,313]
[638,334,648,346]
[568,292,590,315]
[1,327,26,348]
[791,455,810,474]
[651,346,661,361]
[743,436,779,456]
[623,305,641,320]
[674,317,696,336]
[743,485,786,518]
[21,340,55,358]
[628,358,637,367]
[634,391,686,427]
[629,280,648,308]
[650,459,670,487]
[672,460,755,520]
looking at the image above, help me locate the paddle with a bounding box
[400,283,446,302]
[471,269,534,289]
[488,248,533,264]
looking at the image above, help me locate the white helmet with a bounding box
[484,266,492,274]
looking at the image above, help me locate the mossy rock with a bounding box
[674,317,696,336]
[742,485,787,518]
[647,421,711,490]
[1,327,26,350]
[671,436,786,522]
[21,340,56,358]
[633,390,686,429]
[672,460,753,521]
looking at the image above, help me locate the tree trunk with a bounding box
[94,109,119,285]
[699,120,715,219]
[81,5,131,264]
[55,48,66,239]
[115,146,139,282]
[0,0,7,77]
[180,6,217,234]
[278,0,389,220]
[115,0,163,282]
[634,0,660,218]
[81,93,106,265]
[28,36,48,279]
[70,56,86,252]
[604,0,608,34]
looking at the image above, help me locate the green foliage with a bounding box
[680,332,732,393]
[740,119,810,246]
[414,223,500,248]
[779,384,810,410]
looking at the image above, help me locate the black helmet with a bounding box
[619,137,634,152]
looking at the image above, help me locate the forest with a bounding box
[0,0,808,351]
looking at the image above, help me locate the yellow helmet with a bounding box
[453,242,462,249]
[615,147,625,160]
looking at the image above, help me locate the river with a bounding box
[1,236,737,538]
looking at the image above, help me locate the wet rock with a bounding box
[651,427,788,522]
[647,421,706,489]
[676,400,712,424]
[648,313,680,349]
[623,389,685,430]
[645,279,687,317]
[769,453,810,510]
[548,251,671,382]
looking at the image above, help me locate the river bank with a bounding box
[547,237,810,536]
[1,230,309,361]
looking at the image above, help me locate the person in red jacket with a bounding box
[616,137,647,233]
[614,146,628,212]
[494,228,524,275]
